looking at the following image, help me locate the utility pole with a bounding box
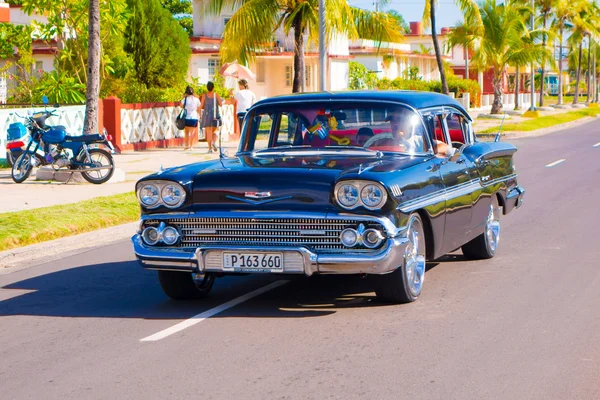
[318,0,326,91]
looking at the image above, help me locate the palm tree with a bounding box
[422,0,482,95]
[449,0,549,114]
[537,0,556,107]
[567,2,599,104]
[552,0,583,105]
[83,0,100,134]
[207,0,404,93]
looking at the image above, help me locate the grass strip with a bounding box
[478,108,600,134]
[0,192,139,252]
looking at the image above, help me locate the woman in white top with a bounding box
[180,86,201,151]
[234,79,256,132]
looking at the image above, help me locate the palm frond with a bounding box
[219,0,282,64]
[352,8,405,44]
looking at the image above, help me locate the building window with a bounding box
[256,59,266,83]
[33,61,44,77]
[224,17,231,26]
[285,65,293,87]
[208,58,221,80]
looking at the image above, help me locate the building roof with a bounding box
[253,90,468,115]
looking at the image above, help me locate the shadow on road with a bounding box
[0,260,438,320]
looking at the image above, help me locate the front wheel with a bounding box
[462,196,501,260]
[11,152,34,183]
[158,271,215,300]
[375,213,427,303]
[80,148,115,184]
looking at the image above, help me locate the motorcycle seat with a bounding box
[65,134,104,142]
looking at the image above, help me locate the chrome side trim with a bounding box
[398,179,480,213]
[397,174,519,213]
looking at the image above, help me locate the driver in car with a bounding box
[382,110,450,156]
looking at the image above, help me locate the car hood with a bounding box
[181,151,425,211]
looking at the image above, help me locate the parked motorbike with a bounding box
[11,100,116,184]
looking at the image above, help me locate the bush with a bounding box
[374,76,481,108]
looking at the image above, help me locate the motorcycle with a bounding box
[11,100,116,184]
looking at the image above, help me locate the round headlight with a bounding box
[142,227,160,245]
[360,184,386,209]
[162,226,180,245]
[162,184,185,207]
[363,228,384,248]
[337,184,359,208]
[139,184,159,207]
[340,228,359,247]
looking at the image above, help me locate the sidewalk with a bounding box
[0,141,239,213]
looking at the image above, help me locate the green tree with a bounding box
[386,10,409,34]
[208,0,405,93]
[537,0,556,106]
[0,23,37,103]
[566,1,599,104]
[161,0,193,36]
[422,0,482,95]
[124,0,191,88]
[449,0,549,113]
[348,61,377,89]
[19,0,130,92]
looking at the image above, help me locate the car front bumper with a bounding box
[131,234,410,276]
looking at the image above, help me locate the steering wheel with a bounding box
[363,133,394,148]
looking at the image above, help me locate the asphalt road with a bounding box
[1,120,600,400]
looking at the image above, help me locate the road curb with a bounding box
[0,221,138,274]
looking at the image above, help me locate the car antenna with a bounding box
[494,112,507,142]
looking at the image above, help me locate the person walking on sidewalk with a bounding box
[200,81,223,153]
[181,86,201,151]
[234,79,256,131]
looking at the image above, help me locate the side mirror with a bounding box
[42,96,49,105]
[53,103,60,108]
[447,146,462,163]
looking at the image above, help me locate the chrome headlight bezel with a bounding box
[136,180,187,209]
[334,180,388,211]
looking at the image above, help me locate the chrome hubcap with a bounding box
[14,154,31,179]
[405,216,426,297]
[486,204,501,253]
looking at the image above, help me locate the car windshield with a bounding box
[240,102,430,155]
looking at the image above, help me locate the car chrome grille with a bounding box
[144,217,386,252]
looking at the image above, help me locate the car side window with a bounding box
[445,113,466,144]
[249,113,275,151]
[434,114,449,146]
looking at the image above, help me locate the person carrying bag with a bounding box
[200,81,223,153]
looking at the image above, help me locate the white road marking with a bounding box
[593,142,600,147]
[140,280,290,342]
[545,159,566,168]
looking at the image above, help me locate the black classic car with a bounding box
[132,91,524,303]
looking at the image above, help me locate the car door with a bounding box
[436,111,475,251]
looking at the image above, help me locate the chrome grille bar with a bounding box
[144,217,385,252]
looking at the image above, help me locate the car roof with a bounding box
[252,90,471,119]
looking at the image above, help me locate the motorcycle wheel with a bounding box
[7,151,15,168]
[80,148,115,184]
[11,152,34,183]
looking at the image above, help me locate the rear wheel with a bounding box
[11,152,34,183]
[375,213,427,303]
[158,271,215,300]
[80,148,114,184]
[462,196,501,260]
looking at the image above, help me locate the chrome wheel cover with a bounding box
[13,154,31,180]
[404,215,426,297]
[485,203,501,253]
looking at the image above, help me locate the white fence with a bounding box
[119,103,235,145]
[479,93,538,110]
[0,105,85,161]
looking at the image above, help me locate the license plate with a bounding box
[223,252,283,272]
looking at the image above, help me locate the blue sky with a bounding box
[348,0,464,32]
